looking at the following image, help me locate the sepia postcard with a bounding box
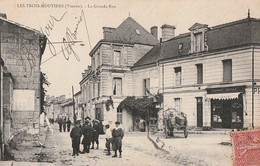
[0,0,260,165]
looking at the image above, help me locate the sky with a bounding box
[0,0,260,98]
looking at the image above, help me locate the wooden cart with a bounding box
[165,108,188,138]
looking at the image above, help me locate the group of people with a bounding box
[70,118,124,158]
[58,117,72,132]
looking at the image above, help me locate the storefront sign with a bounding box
[207,86,245,94]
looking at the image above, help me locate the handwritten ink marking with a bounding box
[60,10,86,61]
[40,11,67,57]
[10,40,39,76]
[41,10,88,64]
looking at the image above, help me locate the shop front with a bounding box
[206,86,245,129]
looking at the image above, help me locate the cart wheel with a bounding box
[184,129,188,138]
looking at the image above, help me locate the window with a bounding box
[174,98,181,112]
[174,67,182,86]
[194,33,202,52]
[196,64,203,84]
[178,43,183,55]
[92,83,95,98]
[113,51,121,66]
[113,78,122,95]
[98,82,101,97]
[117,108,123,124]
[143,78,150,96]
[223,59,232,82]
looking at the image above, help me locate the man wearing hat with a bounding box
[70,120,82,156]
[112,121,124,158]
[82,120,94,153]
[91,119,100,149]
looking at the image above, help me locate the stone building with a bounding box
[74,91,82,121]
[80,17,158,130]
[140,16,260,129]
[0,14,46,159]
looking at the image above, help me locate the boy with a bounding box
[105,124,112,155]
[70,120,82,156]
[112,121,124,158]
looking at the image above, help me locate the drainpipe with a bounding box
[252,46,255,129]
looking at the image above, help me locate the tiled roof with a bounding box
[90,17,159,55]
[104,17,159,46]
[133,17,260,68]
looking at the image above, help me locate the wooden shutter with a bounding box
[223,60,232,82]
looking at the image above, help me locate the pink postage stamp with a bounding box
[231,130,260,166]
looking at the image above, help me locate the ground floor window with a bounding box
[211,95,243,129]
[117,108,123,124]
[95,107,104,121]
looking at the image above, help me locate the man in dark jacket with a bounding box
[70,121,82,156]
[91,119,100,149]
[58,118,62,132]
[63,117,67,132]
[67,118,72,132]
[82,121,94,153]
[112,121,124,158]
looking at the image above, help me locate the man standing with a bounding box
[67,118,72,132]
[82,120,93,153]
[70,120,82,156]
[112,121,124,158]
[91,119,100,149]
[63,117,67,132]
[58,117,62,132]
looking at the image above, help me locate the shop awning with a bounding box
[206,92,241,100]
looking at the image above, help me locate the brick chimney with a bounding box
[102,27,115,40]
[150,26,158,39]
[161,24,176,42]
[0,13,7,19]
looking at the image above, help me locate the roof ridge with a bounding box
[0,17,42,34]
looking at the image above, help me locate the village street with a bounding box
[29,124,232,166]
[0,123,233,166]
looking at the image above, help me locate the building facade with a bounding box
[139,17,260,129]
[80,17,158,130]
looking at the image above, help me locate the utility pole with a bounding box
[72,86,76,124]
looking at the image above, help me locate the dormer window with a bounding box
[178,43,183,55]
[136,29,140,35]
[194,33,202,52]
[189,23,208,53]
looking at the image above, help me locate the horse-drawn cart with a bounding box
[165,108,188,138]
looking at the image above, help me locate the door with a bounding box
[196,97,203,127]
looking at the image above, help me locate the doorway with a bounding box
[196,97,203,127]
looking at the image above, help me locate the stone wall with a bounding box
[0,19,42,141]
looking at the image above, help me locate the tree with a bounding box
[40,72,50,114]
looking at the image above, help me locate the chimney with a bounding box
[0,13,7,19]
[102,27,115,40]
[161,24,176,42]
[150,26,158,39]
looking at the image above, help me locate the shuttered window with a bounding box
[113,51,121,66]
[143,78,150,96]
[196,64,203,84]
[194,33,202,52]
[113,78,122,96]
[174,98,181,112]
[223,59,232,82]
[174,67,182,86]
[117,108,123,124]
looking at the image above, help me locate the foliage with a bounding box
[118,93,163,116]
[105,97,114,111]
[41,72,50,114]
